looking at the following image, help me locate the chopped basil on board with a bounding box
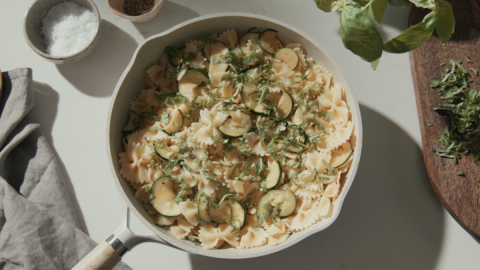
[430,60,480,166]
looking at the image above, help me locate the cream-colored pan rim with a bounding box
[106,12,363,259]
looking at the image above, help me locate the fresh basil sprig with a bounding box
[314,0,455,69]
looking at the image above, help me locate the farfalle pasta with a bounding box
[118,28,355,249]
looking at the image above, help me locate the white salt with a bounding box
[41,1,98,57]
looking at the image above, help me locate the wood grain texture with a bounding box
[409,1,480,239]
[72,241,121,270]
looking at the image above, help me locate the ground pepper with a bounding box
[124,0,154,16]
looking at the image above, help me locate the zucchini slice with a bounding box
[273,91,294,121]
[228,199,246,230]
[122,110,140,132]
[284,125,309,154]
[333,150,353,169]
[258,29,278,55]
[208,201,232,224]
[150,177,182,217]
[240,33,261,56]
[198,197,212,223]
[178,69,209,97]
[203,41,229,62]
[218,110,253,137]
[257,189,296,219]
[265,161,282,189]
[186,235,202,246]
[241,81,266,114]
[154,144,174,161]
[163,109,184,134]
[275,48,299,70]
[247,27,260,33]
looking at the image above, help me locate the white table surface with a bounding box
[2,0,480,269]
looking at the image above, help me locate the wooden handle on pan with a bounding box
[72,241,122,270]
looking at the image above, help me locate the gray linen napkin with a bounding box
[0,68,131,270]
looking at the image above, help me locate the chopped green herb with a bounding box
[427,120,433,127]
[457,172,466,177]
[430,60,480,164]
[440,63,446,66]
[466,56,471,63]
[470,68,478,76]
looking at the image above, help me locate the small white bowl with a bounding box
[24,0,101,64]
[107,0,165,24]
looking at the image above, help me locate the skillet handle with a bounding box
[72,240,122,270]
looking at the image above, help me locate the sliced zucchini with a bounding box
[150,177,182,217]
[203,41,229,62]
[154,144,174,161]
[265,161,282,189]
[241,81,266,114]
[247,27,260,33]
[163,109,184,134]
[208,201,232,223]
[257,189,296,219]
[332,150,353,168]
[275,48,299,70]
[198,197,212,223]
[178,69,209,97]
[258,29,278,55]
[186,235,202,245]
[278,184,289,190]
[240,33,261,56]
[228,199,246,230]
[284,125,309,154]
[218,110,253,137]
[273,91,294,121]
[122,110,140,132]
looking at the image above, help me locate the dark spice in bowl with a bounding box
[124,0,154,16]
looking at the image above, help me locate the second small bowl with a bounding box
[107,0,165,23]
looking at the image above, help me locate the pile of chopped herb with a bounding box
[430,59,480,165]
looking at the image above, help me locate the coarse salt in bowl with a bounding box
[24,0,101,64]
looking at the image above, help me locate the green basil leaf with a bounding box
[383,11,437,53]
[410,0,435,9]
[435,0,455,44]
[340,6,383,62]
[371,57,380,70]
[352,0,370,7]
[388,0,410,8]
[367,0,388,25]
[314,0,345,12]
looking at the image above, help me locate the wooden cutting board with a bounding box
[409,1,480,239]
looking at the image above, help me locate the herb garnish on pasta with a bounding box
[118,28,355,249]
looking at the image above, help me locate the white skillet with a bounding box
[73,13,363,270]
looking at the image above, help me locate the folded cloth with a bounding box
[0,69,131,270]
